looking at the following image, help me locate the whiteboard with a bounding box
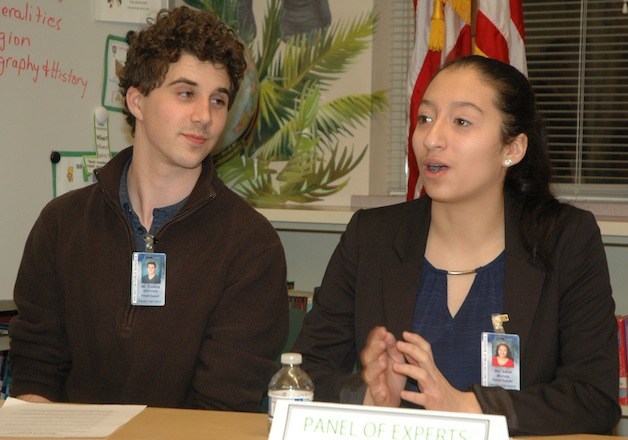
[0,1,145,300]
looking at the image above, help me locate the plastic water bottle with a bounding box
[267,352,314,429]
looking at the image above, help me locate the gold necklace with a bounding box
[445,268,478,275]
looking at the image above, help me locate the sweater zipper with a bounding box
[94,169,137,330]
[96,168,215,329]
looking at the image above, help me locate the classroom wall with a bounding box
[1,1,626,309]
[0,1,140,300]
[0,0,379,301]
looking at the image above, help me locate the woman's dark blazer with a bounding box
[292,195,620,436]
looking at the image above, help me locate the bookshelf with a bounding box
[0,300,15,313]
[287,289,314,313]
[0,300,16,352]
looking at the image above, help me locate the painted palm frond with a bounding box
[254,7,378,151]
[183,0,215,11]
[184,0,240,31]
[315,91,388,146]
[234,172,280,204]
[312,143,368,196]
[276,134,319,185]
[218,155,275,188]
[255,82,320,161]
[184,0,388,206]
[255,89,387,161]
[255,77,295,152]
[231,142,366,205]
[254,0,284,79]
[277,142,368,201]
[280,11,377,91]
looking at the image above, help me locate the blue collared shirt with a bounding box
[118,159,188,252]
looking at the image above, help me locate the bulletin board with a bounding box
[50,150,119,198]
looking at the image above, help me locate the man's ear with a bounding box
[126,86,144,122]
[503,133,528,167]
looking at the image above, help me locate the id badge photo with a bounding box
[481,332,520,390]
[481,313,520,390]
[131,252,166,306]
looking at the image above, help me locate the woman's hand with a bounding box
[361,326,407,407]
[394,331,482,413]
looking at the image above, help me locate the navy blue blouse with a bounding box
[410,252,505,391]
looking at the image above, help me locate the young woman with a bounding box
[492,343,515,368]
[292,55,620,436]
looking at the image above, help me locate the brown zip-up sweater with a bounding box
[9,147,288,412]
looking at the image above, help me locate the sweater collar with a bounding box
[94,146,219,212]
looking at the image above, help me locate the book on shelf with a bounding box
[287,290,314,313]
[0,310,14,336]
[0,353,4,391]
[618,315,628,405]
[286,282,315,313]
[0,352,11,399]
[0,307,15,400]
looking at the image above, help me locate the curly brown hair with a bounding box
[119,6,247,134]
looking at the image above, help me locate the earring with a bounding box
[504,159,513,167]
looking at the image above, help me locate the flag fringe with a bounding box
[428,0,445,51]
[447,0,471,24]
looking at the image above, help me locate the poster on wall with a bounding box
[102,35,129,112]
[50,151,117,198]
[94,0,170,24]
[180,0,387,208]
[51,151,97,197]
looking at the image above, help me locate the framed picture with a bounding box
[94,0,170,24]
[101,35,128,112]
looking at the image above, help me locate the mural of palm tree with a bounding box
[184,0,388,205]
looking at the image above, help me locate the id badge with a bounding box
[131,252,166,306]
[481,332,520,390]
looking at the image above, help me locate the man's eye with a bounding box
[211,97,227,107]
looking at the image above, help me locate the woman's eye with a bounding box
[417,115,432,124]
[455,118,470,127]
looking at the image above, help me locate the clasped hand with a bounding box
[360,326,481,413]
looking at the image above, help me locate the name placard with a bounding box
[269,401,509,440]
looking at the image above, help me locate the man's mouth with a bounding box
[184,134,209,144]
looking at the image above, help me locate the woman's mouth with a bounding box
[427,164,447,172]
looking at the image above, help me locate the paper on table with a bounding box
[0,397,146,437]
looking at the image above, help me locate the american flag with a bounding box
[406,0,526,200]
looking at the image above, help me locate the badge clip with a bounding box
[491,313,509,333]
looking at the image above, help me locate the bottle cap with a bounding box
[281,352,302,365]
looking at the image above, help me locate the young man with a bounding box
[9,7,288,412]
[142,261,160,284]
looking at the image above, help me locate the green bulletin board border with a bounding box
[50,150,117,198]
